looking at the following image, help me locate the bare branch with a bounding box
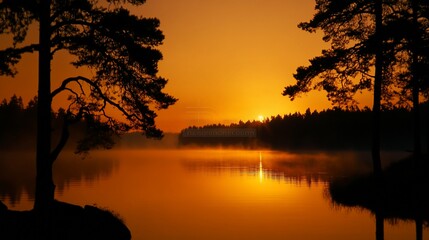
[50,108,86,163]
[64,87,80,98]
[356,69,375,78]
[51,76,86,99]
[51,76,143,123]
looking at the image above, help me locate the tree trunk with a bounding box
[372,0,383,177]
[416,218,423,240]
[375,212,384,240]
[411,0,422,162]
[34,0,55,211]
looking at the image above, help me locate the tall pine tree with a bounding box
[0,0,177,210]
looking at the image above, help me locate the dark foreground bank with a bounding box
[329,155,429,221]
[0,200,131,240]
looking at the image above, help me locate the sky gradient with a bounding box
[0,0,373,132]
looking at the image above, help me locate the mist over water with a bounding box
[1,143,422,240]
[0,150,118,208]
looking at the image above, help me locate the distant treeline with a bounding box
[179,104,429,151]
[0,95,91,151]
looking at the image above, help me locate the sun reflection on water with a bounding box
[1,149,422,240]
[259,151,263,183]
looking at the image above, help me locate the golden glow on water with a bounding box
[259,151,263,183]
[0,149,426,240]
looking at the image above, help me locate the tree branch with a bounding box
[0,44,39,54]
[0,44,39,76]
[49,117,70,163]
[51,76,85,99]
[357,69,375,78]
[51,20,93,33]
[51,76,143,122]
[50,108,86,163]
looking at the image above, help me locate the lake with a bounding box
[0,149,427,240]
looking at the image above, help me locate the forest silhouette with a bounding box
[0,95,116,152]
[180,103,429,151]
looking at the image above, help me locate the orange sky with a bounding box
[0,0,372,133]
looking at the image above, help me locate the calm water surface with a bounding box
[0,149,426,240]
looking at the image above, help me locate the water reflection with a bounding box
[182,150,405,185]
[259,151,263,183]
[1,148,423,240]
[328,158,429,240]
[0,151,118,207]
